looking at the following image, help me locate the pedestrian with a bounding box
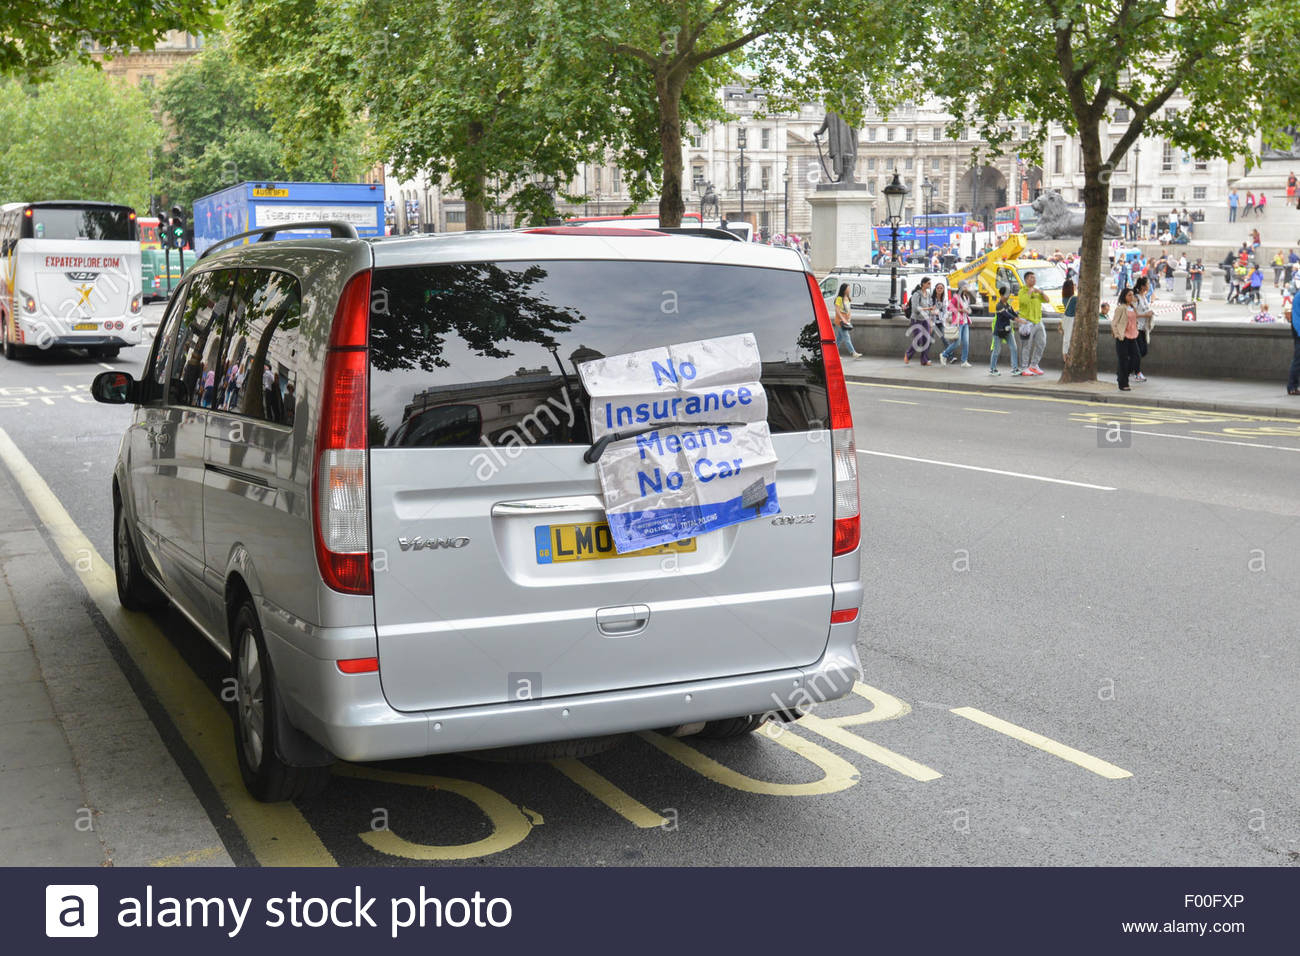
[1132,275,1155,381]
[833,283,861,358]
[932,282,953,362]
[989,291,1020,376]
[1244,191,1256,217]
[1250,229,1262,254]
[904,277,934,366]
[1018,271,1048,375]
[1289,290,1300,396]
[1245,264,1264,304]
[1256,192,1267,217]
[941,280,973,367]
[1189,258,1204,300]
[1060,277,1077,366]
[1169,207,1179,239]
[1273,250,1286,287]
[1289,171,1298,208]
[1163,255,1176,293]
[201,364,217,408]
[1228,190,1239,223]
[1113,290,1140,391]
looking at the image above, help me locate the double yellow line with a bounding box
[0,428,335,866]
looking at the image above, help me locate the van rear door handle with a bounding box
[596,605,650,637]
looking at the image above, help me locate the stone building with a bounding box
[88,31,205,88]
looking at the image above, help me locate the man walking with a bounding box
[1228,189,1239,223]
[1018,271,1048,375]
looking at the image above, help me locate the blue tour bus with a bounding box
[192,181,386,255]
[873,212,969,251]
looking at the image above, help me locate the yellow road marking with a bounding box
[149,846,226,867]
[639,721,860,796]
[334,763,534,860]
[0,428,336,866]
[793,682,942,781]
[880,399,919,405]
[951,707,1132,779]
[551,758,669,828]
[797,715,942,781]
[962,407,1009,414]
[850,380,1296,422]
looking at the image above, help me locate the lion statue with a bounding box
[1027,189,1123,239]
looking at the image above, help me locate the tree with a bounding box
[0,0,219,76]
[922,0,1300,383]
[228,0,643,230]
[581,0,910,227]
[0,64,162,210]
[155,42,370,209]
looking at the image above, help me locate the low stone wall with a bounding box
[848,316,1295,380]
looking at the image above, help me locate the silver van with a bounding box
[92,223,864,802]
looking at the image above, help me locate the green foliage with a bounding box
[0,0,221,77]
[0,64,162,210]
[155,42,370,209]
[918,0,1300,380]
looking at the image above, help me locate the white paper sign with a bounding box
[578,335,780,552]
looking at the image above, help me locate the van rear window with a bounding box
[367,260,829,449]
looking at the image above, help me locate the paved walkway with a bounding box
[0,464,231,866]
[841,353,1300,419]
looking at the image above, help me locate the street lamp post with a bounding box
[1132,142,1141,237]
[922,177,936,258]
[783,166,790,238]
[737,117,748,222]
[882,171,909,319]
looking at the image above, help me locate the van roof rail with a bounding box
[199,220,360,259]
[651,227,744,241]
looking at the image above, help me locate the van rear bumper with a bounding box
[270,623,863,763]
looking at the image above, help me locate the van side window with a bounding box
[213,269,301,425]
[167,268,239,407]
[142,281,190,404]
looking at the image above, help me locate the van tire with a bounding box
[697,715,767,739]
[3,335,20,360]
[470,735,627,763]
[231,601,331,802]
[113,497,167,611]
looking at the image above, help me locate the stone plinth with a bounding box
[807,184,875,274]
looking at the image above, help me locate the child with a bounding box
[1252,302,1277,323]
[989,292,1020,376]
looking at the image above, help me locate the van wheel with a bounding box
[697,715,767,739]
[3,335,19,360]
[231,601,331,802]
[113,498,167,611]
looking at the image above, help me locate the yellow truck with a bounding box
[948,234,1065,314]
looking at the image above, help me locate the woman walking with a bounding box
[989,291,1020,375]
[904,277,934,366]
[941,280,974,367]
[932,283,952,362]
[833,283,861,358]
[1059,278,1077,367]
[1113,289,1141,391]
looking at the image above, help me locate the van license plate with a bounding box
[535,523,695,564]
[73,322,97,331]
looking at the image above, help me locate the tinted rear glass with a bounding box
[368,260,828,449]
[27,205,136,241]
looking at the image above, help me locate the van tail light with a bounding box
[337,656,379,675]
[129,294,141,315]
[807,273,860,557]
[312,270,372,595]
[20,290,36,314]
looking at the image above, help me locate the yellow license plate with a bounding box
[73,322,97,331]
[535,522,695,564]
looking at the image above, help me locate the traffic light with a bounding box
[169,206,187,250]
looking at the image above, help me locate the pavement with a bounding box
[841,353,1300,420]
[0,451,232,866]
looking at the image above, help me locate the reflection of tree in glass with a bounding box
[222,270,300,421]
[369,263,583,372]
[796,321,827,377]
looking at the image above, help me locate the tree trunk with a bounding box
[655,69,685,228]
[466,120,487,231]
[1061,136,1110,384]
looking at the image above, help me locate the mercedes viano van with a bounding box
[92,223,864,801]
